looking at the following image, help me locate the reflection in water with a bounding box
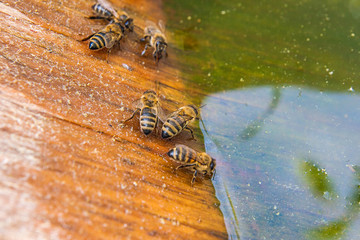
[240,88,281,140]
[201,87,360,239]
[300,159,336,201]
[306,164,359,240]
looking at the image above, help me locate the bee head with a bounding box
[154,40,168,62]
[124,18,134,32]
[210,158,216,171]
[210,158,216,179]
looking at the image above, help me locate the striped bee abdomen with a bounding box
[140,107,157,135]
[89,32,108,50]
[92,3,113,19]
[167,145,197,163]
[161,115,186,139]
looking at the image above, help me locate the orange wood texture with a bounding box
[0,0,228,239]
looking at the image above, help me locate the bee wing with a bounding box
[145,20,158,28]
[101,29,121,47]
[117,10,130,21]
[158,20,166,33]
[156,105,167,123]
[131,25,144,40]
[144,20,161,35]
[117,10,128,16]
[177,108,194,121]
[130,98,142,109]
[97,0,119,18]
[163,108,180,120]
[174,144,192,150]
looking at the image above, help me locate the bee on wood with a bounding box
[167,145,216,186]
[90,2,114,20]
[81,20,125,51]
[161,104,200,140]
[121,90,163,135]
[141,20,168,62]
[80,0,134,51]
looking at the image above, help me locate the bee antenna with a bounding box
[199,116,210,138]
[199,104,207,109]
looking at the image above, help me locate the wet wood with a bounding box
[0,0,227,239]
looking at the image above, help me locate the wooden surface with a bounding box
[0,0,228,239]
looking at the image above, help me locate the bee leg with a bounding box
[154,118,159,134]
[154,52,159,63]
[80,33,96,42]
[175,163,196,171]
[86,16,109,20]
[106,42,118,63]
[191,170,198,186]
[106,49,111,63]
[141,43,151,56]
[122,108,140,124]
[184,126,196,140]
[212,169,216,180]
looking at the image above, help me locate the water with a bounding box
[164,0,360,239]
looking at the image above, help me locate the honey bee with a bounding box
[81,0,134,51]
[141,20,168,62]
[81,20,125,51]
[161,104,200,140]
[89,2,114,20]
[167,145,216,186]
[121,90,163,135]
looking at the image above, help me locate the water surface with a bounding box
[164,0,360,239]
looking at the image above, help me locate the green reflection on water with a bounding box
[308,218,350,240]
[300,159,336,201]
[306,164,360,240]
[165,0,360,92]
[240,87,281,140]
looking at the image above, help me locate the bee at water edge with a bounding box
[161,104,201,140]
[167,145,216,186]
[141,20,168,62]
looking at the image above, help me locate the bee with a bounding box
[90,2,134,31]
[161,104,200,140]
[121,90,163,135]
[90,2,114,20]
[167,145,216,186]
[141,20,168,62]
[81,20,125,51]
[80,0,134,51]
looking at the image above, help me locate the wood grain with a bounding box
[0,0,228,239]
